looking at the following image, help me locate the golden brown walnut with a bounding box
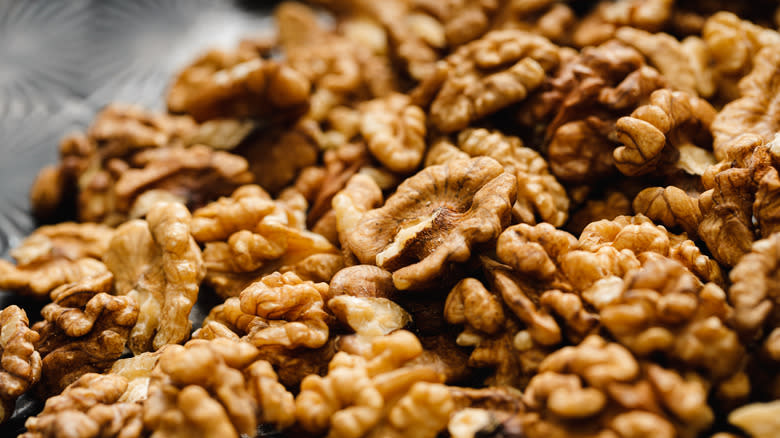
[238,271,331,349]
[633,186,701,238]
[490,0,575,45]
[495,222,577,288]
[702,12,780,104]
[332,174,384,263]
[143,338,295,438]
[348,157,515,290]
[427,129,569,227]
[327,265,398,302]
[21,373,144,438]
[360,93,426,173]
[600,255,744,380]
[729,233,780,359]
[103,202,204,353]
[729,400,780,438]
[33,272,138,395]
[521,335,713,438]
[572,0,673,48]
[295,330,447,437]
[567,191,632,236]
[711,46,780,161]
[420,30,560,133]
[613,89,716,176]
[236,121,319,194]
[109,350,166,403]
[193,185,338,298]
[532,40,667,183]
[0,306,41,424]
[167,46,310,122]
[0,222,113,298]
[184,118,256,151]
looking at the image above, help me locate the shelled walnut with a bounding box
[0,306,41,424]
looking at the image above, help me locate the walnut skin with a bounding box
[21,373,144,438]
[103,202,204,353]
[348,157,516,290]
[0,223,113,298]
[33,272,138,395]
[0,306,41,424]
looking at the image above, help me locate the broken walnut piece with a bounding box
[633,186,701,238]
[423,29,560,133]
[613,88,716,176]
[572,0,674,48]
[348,157,516,290]
[103,202,204,353]
[143,338,295,438]
[21,373,144,438]
[0,222,113,298]
[33,272,138,396]
[360,93,426,174]
[167,46,310,122]
[728,400,780,438]
[190,184,275,242]
[332,174,384,264]
[0,306,41,425]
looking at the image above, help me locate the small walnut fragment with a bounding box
[103,202,204,353]
[0,306,41,424]
[0,222,113,298]
[167,46,310,122]
[33,272,138,395]
[360,93,426,173]
[21,373,144,438]
[729,233,780,360]
[143,338,295,438]
[427,128,569,227]
[613,89,716,176]
[348,157,516,290]
[729,400,780,438]
[420,30,560,133]
[521,335,713,438]
[296,330,449,437]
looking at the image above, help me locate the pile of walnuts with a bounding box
[4,1,780,437]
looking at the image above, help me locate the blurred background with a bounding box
[0,0,278,432]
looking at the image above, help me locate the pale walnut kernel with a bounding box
[33,272,138,395]
[103,202,204,353]
[348,157,516,290]
[21,373,143,438]
[613,89,716,176]
[423,30,560,133]
[332,174,384,264]
[729,400,780,438]
[360,93,426,173]
[0,306,41,424]
[0,222,113,298]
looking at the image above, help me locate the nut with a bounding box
[0,306,41,424]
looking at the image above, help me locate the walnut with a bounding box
[567,191,631,236]
[632,186,701,238]
[572,0,674,48]
[332,174,384,263]
[729,233,780,358]
[329,295,411,337]
[360,93,426,174]
[184,118,256,151]
[327,265,398,302]
[0,306,41,424]
[295,330,445,437]
[0,222,113,298]
[521,335,713,438]
[613,89,716,176]
[103,202,204,353]
[532,41,667,183]
[348,157,516,290]
[193,186,338,298]
[143,338,295,437]
[420,30,560,133]
[729,400,780,438]
[167,46,310,122]
[236,121,319,194]
[702,12,780,104]
[490,0,576,45]
[109,350,166,403]
[711,46,780,161]
[600,255,744,380]
[21,373,143,438]
[33,272,138,395]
